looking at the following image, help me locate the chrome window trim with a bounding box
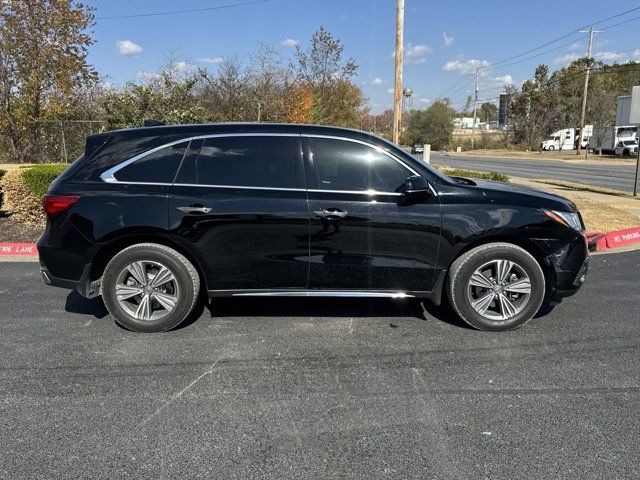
[100,137,192,183]
[172,183,305,193]
[99,132,435,197]
[171,183,402,196]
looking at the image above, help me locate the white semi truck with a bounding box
[541,125,593,151]
[588,125,638,154]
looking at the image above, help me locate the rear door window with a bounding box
[193,135,301,189]
[114,142,188,183]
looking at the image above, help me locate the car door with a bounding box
[303,135,441,293]
[168,134,309,292]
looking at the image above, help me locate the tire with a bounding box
[447,243,545,332]
[623,149,630,157]
[548,145,555,151]
[101,243,200,332]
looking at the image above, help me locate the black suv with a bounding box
[38,123,589,332]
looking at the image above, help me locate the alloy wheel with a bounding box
[115,260,179,321]
[466,259,532,321]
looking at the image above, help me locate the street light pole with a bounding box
[392,0,404,145]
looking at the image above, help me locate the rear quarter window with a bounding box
[114,143,188,183]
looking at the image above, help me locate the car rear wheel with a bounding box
[102,243,200,332]
[447,243,545,331]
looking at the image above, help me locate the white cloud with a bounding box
[136,70,160,81]
[372,77,384,85]
[553,52,580,65]
[405,43,432,64]
[634,49,640,59]
[387,88,394,95]
[443,58,491,74]
[281,38,299,47]
[442,33,454,47]
[198,57,224,64]
[390,43,432,64]
[494,74,514,85]
[555,50,629,65]
[418,98,431,104]
[568,42,583,51]
[595,51,627,62]
[117,40,142,57]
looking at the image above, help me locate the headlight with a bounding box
[544,209,583,231]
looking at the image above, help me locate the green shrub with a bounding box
[21,164,68,198]
[0,164,67,224]
[438,166,509,183]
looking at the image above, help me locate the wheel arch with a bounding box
[89,233,209,294]
[446,234,556,297]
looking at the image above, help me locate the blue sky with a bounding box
[87,0,640,113]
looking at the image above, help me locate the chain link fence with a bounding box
[0,120,120,164]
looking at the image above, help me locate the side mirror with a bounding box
[401,175,431,204]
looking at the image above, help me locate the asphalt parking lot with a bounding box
[1,251,639,479]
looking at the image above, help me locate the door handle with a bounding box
[314,208,348,219]
[177,205,212,214]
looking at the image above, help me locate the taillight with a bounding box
[42,195,79,219]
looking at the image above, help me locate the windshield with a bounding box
[623,140,637,145]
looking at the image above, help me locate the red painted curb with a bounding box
[603,226,640,249]
[0,242,38,256]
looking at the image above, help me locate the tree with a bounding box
[100,59,206,129]
[479,102,498,122]
[0,0,97,162]
[293,27,366,127]
[403,100,455,150]
[508,65,562,150]
[587,80,617,154]
[199,57,251,122]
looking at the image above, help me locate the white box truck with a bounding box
[588,125,638,154]
[541,125,593,151]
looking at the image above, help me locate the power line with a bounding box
[483,5,640,70]
[95,0,270,20]
[599,13,640,30]
[424,6,640,111]
[474,62,640,104]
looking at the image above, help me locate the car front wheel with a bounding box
[102,243,200,332]
[447,243,546,331]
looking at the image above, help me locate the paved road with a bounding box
[429,152,638,192]
[1,252,639,479]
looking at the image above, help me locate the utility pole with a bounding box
[577,27,602,155]
[471,68,479,150]
[392,0,404,145]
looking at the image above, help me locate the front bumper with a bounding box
[548,234,590,301]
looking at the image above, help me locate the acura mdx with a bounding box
[38,123,589,332]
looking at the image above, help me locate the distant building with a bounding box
[453,117,479,129]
